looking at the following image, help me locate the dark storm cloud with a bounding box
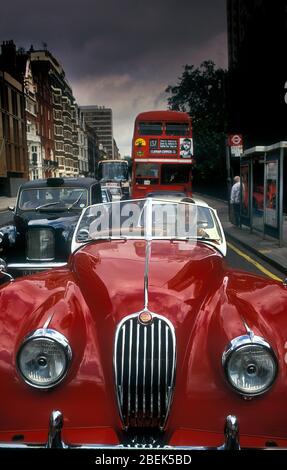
[0,0,227,155]
[0,0,227,79]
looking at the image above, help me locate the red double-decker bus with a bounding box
[131,110,194,198]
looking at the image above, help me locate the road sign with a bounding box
[228,134,243,147]
[231,145,243,157]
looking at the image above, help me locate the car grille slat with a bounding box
[128,319,133,416]
[158,320,161,419]
[135,323,140,419]
[150,322,154,420]
[143,327,147,416]
[115,314,176,429]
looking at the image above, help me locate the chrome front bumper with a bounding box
[7,262,67,275]
[0,412,241,449]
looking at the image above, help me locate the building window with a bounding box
[54,125,63,136]
[55,141,64,151]
[54,110,62,120]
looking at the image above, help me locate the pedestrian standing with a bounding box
[230,176,241,226]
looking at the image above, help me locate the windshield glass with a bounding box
[161,164,190,184]
[98,162,128,181]
[19,187,88,211]
[138,122,163,135]
[74,199,223,244]
[165,123,189,136]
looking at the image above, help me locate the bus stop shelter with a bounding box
[240,141,287,246]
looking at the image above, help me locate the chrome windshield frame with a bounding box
[71,198,227,256]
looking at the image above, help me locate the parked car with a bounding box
[0,177,102,276]
[101,186,113,203]
[0,197,286,450]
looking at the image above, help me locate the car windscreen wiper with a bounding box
[67,192,84,210]
[35,201,64,211]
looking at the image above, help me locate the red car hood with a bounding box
[1,239,287,447]
[72,239,225,328]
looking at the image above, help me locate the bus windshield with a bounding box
[98,161,128,181]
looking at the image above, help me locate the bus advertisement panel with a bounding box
[131,111,194,198]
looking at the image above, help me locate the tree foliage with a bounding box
[166,61,227,189]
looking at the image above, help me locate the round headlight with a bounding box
[17,329,72,389]
[222,335,277,396]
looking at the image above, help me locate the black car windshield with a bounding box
[75,199,223,244]
[19,187,88,211]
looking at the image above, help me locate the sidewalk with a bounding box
[194,193,287,275]
[0,197,16,212]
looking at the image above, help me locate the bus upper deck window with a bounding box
[138,122,162,135]
[165,123,189,136]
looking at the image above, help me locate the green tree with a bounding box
[166,60,227,194]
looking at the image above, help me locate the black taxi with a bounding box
[0,177,102,276]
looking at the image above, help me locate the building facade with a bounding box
[80,105,114,159]
[113,138,120,160]
[30,49,78,178]
[77,106,89,176]
[0,41,117,188]
[86,124,100,178]
[0,41,28,196]
[24,58,43,180]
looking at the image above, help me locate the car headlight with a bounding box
[222,334,277,396]
[17,329,72,389]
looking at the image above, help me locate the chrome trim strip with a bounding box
[241,317,255,341]
[42,312,55,330]
[144,239,151,310]
[0,443,283,449]
[8,262,67,270]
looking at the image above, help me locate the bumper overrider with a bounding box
[0,411,267,450]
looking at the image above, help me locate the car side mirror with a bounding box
[8,206,15,212]
[0,258,14,283]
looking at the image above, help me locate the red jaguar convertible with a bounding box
[0,197,286,450]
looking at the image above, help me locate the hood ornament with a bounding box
[138,310,153,325]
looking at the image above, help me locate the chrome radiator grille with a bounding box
[114,313,176,429]
[26,228,55,261]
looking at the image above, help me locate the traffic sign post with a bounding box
[228,134,243,157]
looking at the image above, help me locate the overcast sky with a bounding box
[0,0,227,156]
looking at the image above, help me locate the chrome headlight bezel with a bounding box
[222,334,278,397]
[16,329,72,390]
